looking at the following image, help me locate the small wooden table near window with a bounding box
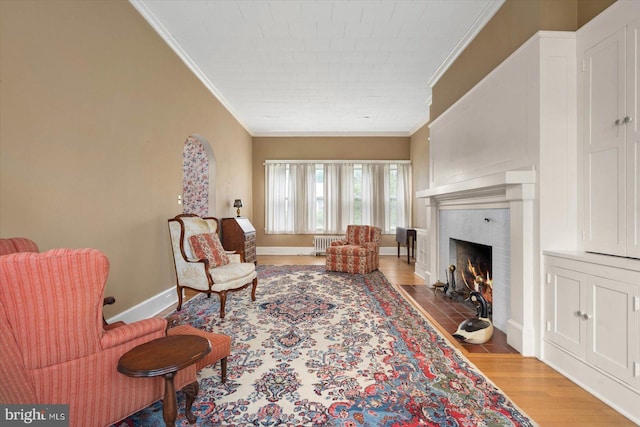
[396,227,417,265]
[117,335,211,426]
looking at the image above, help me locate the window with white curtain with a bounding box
[265,160,411,234]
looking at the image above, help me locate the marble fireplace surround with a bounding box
[417,170,536,355]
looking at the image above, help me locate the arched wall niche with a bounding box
[182,134,216,217]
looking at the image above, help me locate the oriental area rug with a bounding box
[116,265,535,427]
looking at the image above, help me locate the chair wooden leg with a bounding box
[176,286,183,311]
[182,380,199,424]
[219,291,227,318]
[221,357,227,383]
[251,278,258,301]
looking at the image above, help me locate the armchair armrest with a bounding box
[361,242,378,251]
[102,296,125,330]
[330,239,348,246]
[100,318,167,350]
[165,315,180,332]
[227,253,242,263]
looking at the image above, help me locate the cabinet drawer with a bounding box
[244,247,256,262]
[244,232,256,243]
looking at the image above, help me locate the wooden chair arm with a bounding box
[102,296,126,330]
[165,315,180,333]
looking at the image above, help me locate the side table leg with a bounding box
[163,372,177,427]
[183,381,200,424]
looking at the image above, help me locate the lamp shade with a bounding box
[233,199,243,208]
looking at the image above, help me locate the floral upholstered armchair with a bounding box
[168,214,258,318]
[0,248,231,427]
[325,225,382,274]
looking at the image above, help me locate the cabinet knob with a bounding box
[615,118,622,125]
[582,313,592,320]
[576,310,584,317]
[624,116,633,123]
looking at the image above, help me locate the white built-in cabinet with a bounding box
[541,4,640,422]
[544,254,640,389]
[582,17,640,258]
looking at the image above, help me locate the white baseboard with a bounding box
[257,246,317,256]
[106,286,178,324]
[257,246,407,256]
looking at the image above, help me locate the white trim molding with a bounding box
[257,246,405,257]
[106,286,177,325]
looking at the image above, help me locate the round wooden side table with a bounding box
[117,334,211,426]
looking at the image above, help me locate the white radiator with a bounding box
[313,235,343,255]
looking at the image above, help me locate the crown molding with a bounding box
[427,0,505,89]
[129,0,254,136]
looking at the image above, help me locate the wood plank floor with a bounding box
[175,255,635,425]
[254,255,636,426]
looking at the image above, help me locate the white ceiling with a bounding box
[131,0,504,137]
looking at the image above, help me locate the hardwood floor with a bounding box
[255,255,636,426]
[172,254,634,425]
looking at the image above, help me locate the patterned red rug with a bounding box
[116,265,535,426]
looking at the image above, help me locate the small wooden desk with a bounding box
[396,227,417,264]
[118,335,211,426]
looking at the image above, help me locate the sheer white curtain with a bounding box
[265,162,316,234]
[361,163,411,233]
[266,160,411,235]
[362,163,386,229]
[396,163,412,229]
[265,163,290,233]
[324,163,353,234]
[289,163,316,234]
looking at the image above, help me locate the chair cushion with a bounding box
[209,261,255,283]
[168,325,231,371]
[189,233,229,267]
[326,244,370,257]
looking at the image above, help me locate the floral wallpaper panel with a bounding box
[182,135,209,217]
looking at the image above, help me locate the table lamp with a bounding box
[233,199,243,217]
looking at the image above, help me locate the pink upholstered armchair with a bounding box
[0,248,230,427]
[325,225,382,274]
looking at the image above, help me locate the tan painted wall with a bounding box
[252,137,410,248]
[577,0,617,28]
[410,124,430,229]
[430,0,614,122]
[0,0,253,317]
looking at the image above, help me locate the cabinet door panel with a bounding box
[629,137,640,258]
[584,28,627,256]
[587,276,638,385]
[546,266,587,357]
[627,19,640,258]
[587,147,624,252]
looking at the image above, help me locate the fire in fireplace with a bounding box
[449,238,493,319]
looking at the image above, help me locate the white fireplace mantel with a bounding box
[416,170,536,206]
[417,170,537,356]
